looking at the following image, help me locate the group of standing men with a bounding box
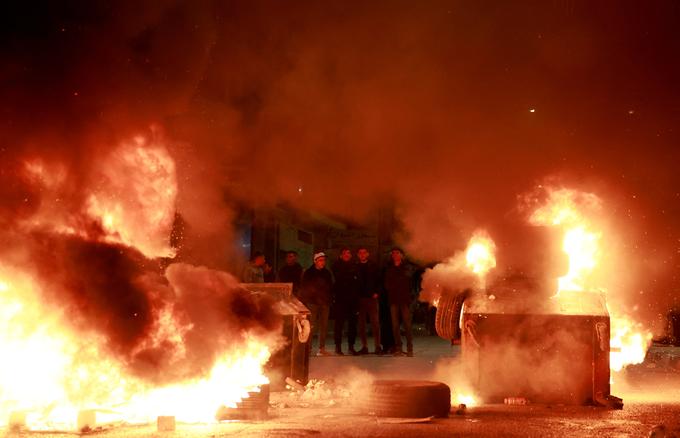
[246,247,416,357]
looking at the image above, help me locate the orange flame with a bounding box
[465,231,497,278]
[455,393,477,407]
[86,136,177,259]
[528,187,652,373]
[610,315,653,372]
[1,135,274,431]
[0,266,272,430]
[529,188,601,293]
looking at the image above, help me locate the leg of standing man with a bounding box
[347,307,358,354]
[400,303,414,356]
[333,305,346,355]
[368,299,382,353]
[308,303,319,354]
[390,304,404,355]
[318,304,330,355]
[358,299,369,353]
[380,295,395,353]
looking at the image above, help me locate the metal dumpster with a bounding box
[241,283,311,389]
[437,287,619,407]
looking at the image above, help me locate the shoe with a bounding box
[335,347,344,355]
[374,347,383,355]
[357,347,369,355]
[317,348,332,356]
[407,350,414,357]
[393,349,405,357]
[349,347,359,356]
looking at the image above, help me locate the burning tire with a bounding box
[361,380,450,418]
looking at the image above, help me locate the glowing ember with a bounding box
[465,231,497,277]
[455,393,477,407]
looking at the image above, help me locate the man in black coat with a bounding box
[301,252,334,356]
[383,247,416,356]
[278,250,304,296]
[356,247,382,355]
[332,248,360,355]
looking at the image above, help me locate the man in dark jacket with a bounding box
[301,252,334,356]
[332,248,360,355]
[383,247,416,356]
[356,247,382,355]
[278,250,304,296]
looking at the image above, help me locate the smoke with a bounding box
[2,2,679,332]
[5,232,281,384]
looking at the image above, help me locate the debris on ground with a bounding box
[376,416,434,424]
[282,379,355,408]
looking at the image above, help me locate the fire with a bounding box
[465,231,496,277]
[0,267,272,430]
[455,393,477,407]
[528,187,652,372]
[0,135,275,431]
[86,136,177,259]
[610,315,653,372]
[121,340,270,424]
[529,188,601,293]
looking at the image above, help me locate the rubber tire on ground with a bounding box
[361,380,451,418]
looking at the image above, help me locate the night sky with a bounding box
[1,1,679,323]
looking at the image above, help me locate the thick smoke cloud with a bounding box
[2,1,679,329]
[8,233,281,384]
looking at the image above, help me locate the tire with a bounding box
[361,380,451,418]
[435,290,469,341]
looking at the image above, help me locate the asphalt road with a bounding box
[6,335,680,437]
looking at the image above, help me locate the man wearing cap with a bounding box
[383,247,416,356]
[301,252,334,356]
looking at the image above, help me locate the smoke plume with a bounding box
[2,1,679,339]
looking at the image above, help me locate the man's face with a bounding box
[391,250,403,264]
[314,257,326,269]
[286,253,297,265]
[340,249,352,262]
[358,248,369,263]
[254,255,266,267]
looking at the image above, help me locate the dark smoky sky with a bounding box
[1,1,679,318]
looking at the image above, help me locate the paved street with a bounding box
[12,334,679,437]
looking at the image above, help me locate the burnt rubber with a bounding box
[361,380,451,418]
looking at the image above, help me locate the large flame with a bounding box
[0,135,274,431]
[0,266,271,430]
[610,315,653,372]
[86,137,177,259]
[465,231,497,278]
[528,187,652,373]
[529,188,601,293]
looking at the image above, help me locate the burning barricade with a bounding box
[427,187,652,408]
